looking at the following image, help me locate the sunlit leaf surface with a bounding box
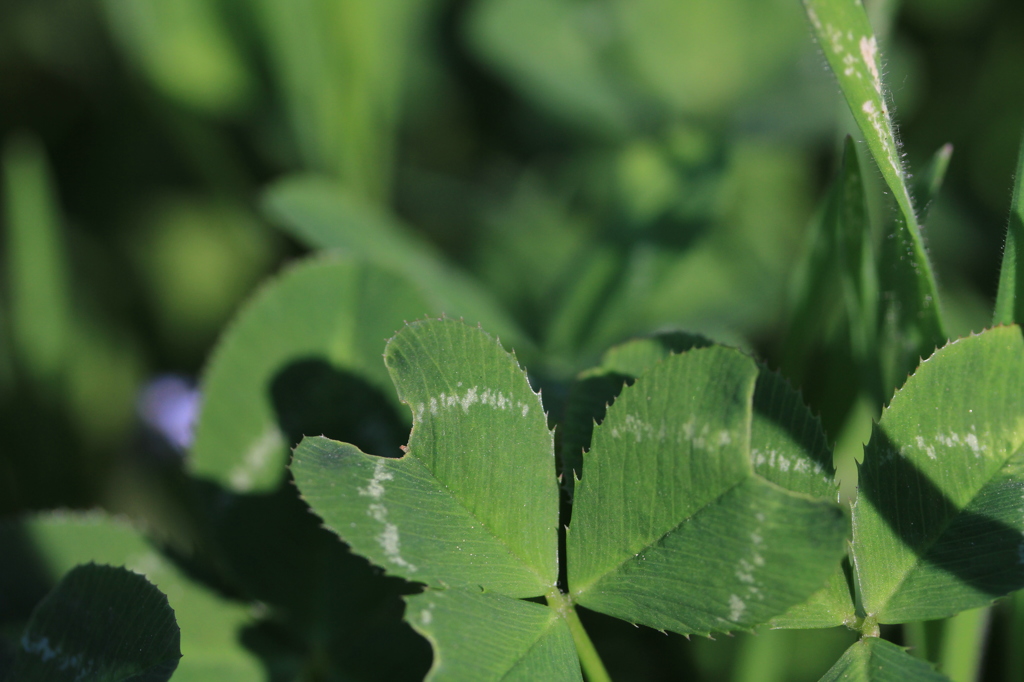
[293,318,559,596]
[568,346,848,635]
[854,326,1024,622]
[405,588,581,682]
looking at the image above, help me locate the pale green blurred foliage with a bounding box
[1,0,1022,677]
[125,196,278,360]
[2,135,71,388]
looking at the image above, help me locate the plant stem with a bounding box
[547,591,612,682]
[1006,592,1024,682]
[938,606,990,682]
[731,629,790,682]
[903,621,930,660]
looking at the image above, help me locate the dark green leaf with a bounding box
[1,512,263,680]
[12,563,180,682]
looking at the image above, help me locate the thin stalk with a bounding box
[547,591,611,682]
[938,606,990,682]
[1006,591,1024,682]
[903,621,929,660]
[731,629,789,682]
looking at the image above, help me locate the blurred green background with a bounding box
[1,0,1022,679]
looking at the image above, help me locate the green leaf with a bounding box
[567,346,849,635]
[101,0,252,114]
[783,178,844,382]
[2,133,72,387]
[833,137,878,377]
[262,176,530,354]
[465,0,630,137]
[405,589,582,682]
[818,638,950,682]
[803,0,945,357]
[564,334,836,500]
[12,563,181,682]
[913,144,954,223]
[253,1,419,199]
[803,0,910,217]
[615,0,807,118]
[749,367,837,501]
[293,318,559,596]
[993,132,1024,326]
[770,565,856,630]
[1,512,263,681]
[191,254,441,492]
[853,325,1024,622]
[559,333,714,497]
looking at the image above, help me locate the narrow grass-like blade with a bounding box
[568,346,848,635]
[853,326,1024,622]
[833,137,878,376]
[783,137,877,400]
[254,0,419,199]
[1,134,72,387]
[293,319,559,596]
[819,639,950,682]
[993,132,1024,326]
[465,0,629,137]
[12,564,181,682]
[101,0,252,113]
[803,0,946,357]
[406,588,581,682]
[913,144,954,223]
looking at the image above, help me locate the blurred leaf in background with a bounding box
[2,133,72,390]
[102,0,254,116]
[2,0,1024,678]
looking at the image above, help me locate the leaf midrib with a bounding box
[404,448,555,592]
[570,476,747,599]
[860,443,1024,618]
[391,325,557,591]
[498,609,565,681]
